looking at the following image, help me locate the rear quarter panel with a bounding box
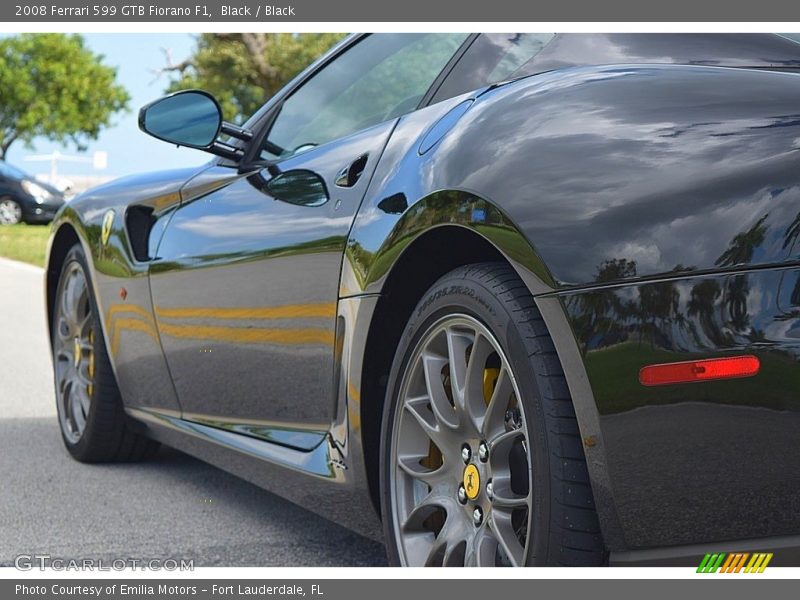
[348,65,800,552]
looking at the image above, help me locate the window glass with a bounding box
[262,33,468,160]
[431,33,555,103]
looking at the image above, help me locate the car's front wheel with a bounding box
[380,262,606,566]
[0,197,22,225]
[52,244,159,462]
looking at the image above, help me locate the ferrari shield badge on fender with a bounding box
[101,210,115,247]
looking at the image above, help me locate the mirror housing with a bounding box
[138,90,253,161]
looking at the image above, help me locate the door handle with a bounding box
[335,154,369,188]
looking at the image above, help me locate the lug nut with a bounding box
[461,444,471,464]
[457,485,467,505]
[486,479,493,500]
[472,506,483,527]
[478,441,489,462]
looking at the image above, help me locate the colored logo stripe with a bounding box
[720,553,749,573]
[697,553,726,573]
[697,552,773,573]
[745,553,773,573]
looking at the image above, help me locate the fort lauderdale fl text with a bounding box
[18,4,296,17]
[16,583,324,596]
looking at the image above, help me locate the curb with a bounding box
[0,256,45,273]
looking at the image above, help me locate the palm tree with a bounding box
[638,279,680,349]
[715,215,769,333]
[783,210,800,252]
[573,259,636,355]
[687,279,723,347]
[715,214,769,268]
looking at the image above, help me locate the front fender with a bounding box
[45,166,208,415]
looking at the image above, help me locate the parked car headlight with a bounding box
[21,180,53,204]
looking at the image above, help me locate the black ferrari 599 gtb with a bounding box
[46,33,800,567]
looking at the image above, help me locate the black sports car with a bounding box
[0,161,65,225]
[46,33,800,567]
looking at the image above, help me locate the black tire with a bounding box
[52,244,159,462]
[380,262,606,566]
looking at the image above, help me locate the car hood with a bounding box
[67,164,212,219]
[24,177,64,198]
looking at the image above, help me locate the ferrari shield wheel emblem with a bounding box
[463,464,480,500]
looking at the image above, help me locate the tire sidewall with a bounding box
[380,271,552,566]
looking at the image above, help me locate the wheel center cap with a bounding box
[73,338,81,367]
[463,464,480,500]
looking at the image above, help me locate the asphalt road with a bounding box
[0,257,387,567]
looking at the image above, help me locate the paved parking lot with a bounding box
[0,258,387,567]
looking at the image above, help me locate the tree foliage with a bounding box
[0,34,130,159]
[163,33,346,122]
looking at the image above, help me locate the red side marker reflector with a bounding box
[639,355,760,387]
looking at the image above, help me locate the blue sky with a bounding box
[6,34,214,178]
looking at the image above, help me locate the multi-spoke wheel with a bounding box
[51,244,159,462]
[381,263,606,567]
[54,261,95,444]
[390,315,531,566]
[0,197,22,225]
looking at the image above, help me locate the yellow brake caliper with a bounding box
[87,329,95,397]
[483,368,500,405]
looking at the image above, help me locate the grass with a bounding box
[0,223,50,267]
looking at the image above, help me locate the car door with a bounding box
[148,33,469,448]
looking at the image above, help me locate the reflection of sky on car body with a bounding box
[419,66,800,285]
[177,212,353,239]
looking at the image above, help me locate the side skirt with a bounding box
[126,406,384,542]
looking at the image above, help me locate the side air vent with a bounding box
[125,205,156,262]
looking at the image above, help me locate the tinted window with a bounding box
[261,33,468,160]
[431,33,555,103]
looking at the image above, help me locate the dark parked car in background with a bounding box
[45,33,800,567]
[0,161,65,225]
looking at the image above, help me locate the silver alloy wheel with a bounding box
[390,314,532,566]
[0,198,22,225]
[53,262,95,444]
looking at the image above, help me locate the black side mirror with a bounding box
[139,90,222,149]
[138,90,253,161]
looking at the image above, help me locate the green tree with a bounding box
[162,33,346,122]
[715,215,769,331]
[687,279,723,346]
[0,34,129,160]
